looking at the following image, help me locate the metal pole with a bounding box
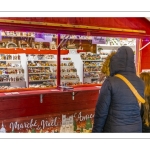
[140,41,150,51]
[57,34,61,88]
[57,34,67,49]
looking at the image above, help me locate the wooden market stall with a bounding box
[0,17,150,133]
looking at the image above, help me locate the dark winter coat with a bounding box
[92,46,144,133]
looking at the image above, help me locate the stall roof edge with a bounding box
[0,17,150,38]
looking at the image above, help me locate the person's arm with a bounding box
[92,79,112,132]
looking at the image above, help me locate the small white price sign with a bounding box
[92,36,106,44]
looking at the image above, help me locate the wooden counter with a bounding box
[0,86,100,133]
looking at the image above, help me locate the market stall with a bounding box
[0,17,150,133]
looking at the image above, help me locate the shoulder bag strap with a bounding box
[115,74,145,104]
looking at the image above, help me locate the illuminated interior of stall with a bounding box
[0,29,139,92]
[0,17,150,92]
[0,30,103,92]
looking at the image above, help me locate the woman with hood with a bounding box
[140,72,150,132]
[92,46,145,133]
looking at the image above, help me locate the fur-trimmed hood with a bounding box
[101,46,136,77]
[101,51,116,76]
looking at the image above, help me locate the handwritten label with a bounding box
[9,117,59,131]
[74,112,94,121]
[1,111,95,133]
[10,119,38,131]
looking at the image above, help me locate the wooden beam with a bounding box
[0,19,146,34]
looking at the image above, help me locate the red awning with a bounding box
[0,17,150,38]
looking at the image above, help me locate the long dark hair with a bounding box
[140,72,150,126]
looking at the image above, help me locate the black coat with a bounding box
[92,46,144,133]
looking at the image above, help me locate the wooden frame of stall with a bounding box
[0,17,149,133]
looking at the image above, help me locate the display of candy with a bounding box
[62,57,71,60]
[0,68,24,75]
[29,74,50,81]
[0,54,20,60]
[80,53,101,60]
[28,68,50,73]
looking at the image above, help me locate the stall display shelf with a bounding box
[27,59,57,61]
[0,54,26,89]
[1,73,24,75]
[29,79,56,82]
[0,81,23,84]
[0,60,21,62]
[84,71,101,73]
[97,38,136,55]
[28,66,52,68]
[0,67,23,69]
[97,44,135,47]
[61,79,79,80]
[82,60,103,62]
[80,52,105,84]
[97,38,136,63]
[2,35,34,38]
[1,32,94,41]
[60,60,72,62]
[60,66,76,67]
[61,72,77,74]
[84,66,102,68]
[27,54,81,88]
[29,73,52,75]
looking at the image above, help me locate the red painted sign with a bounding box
[0,109,95,133]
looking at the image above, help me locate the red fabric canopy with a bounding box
[0,17,150,38]
[1,17,149,30]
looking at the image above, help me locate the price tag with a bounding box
[92,36,106,44]
[11,92,20,94]
[35,33,52,42]
[4,93,12,95]
[68,49,77,54]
